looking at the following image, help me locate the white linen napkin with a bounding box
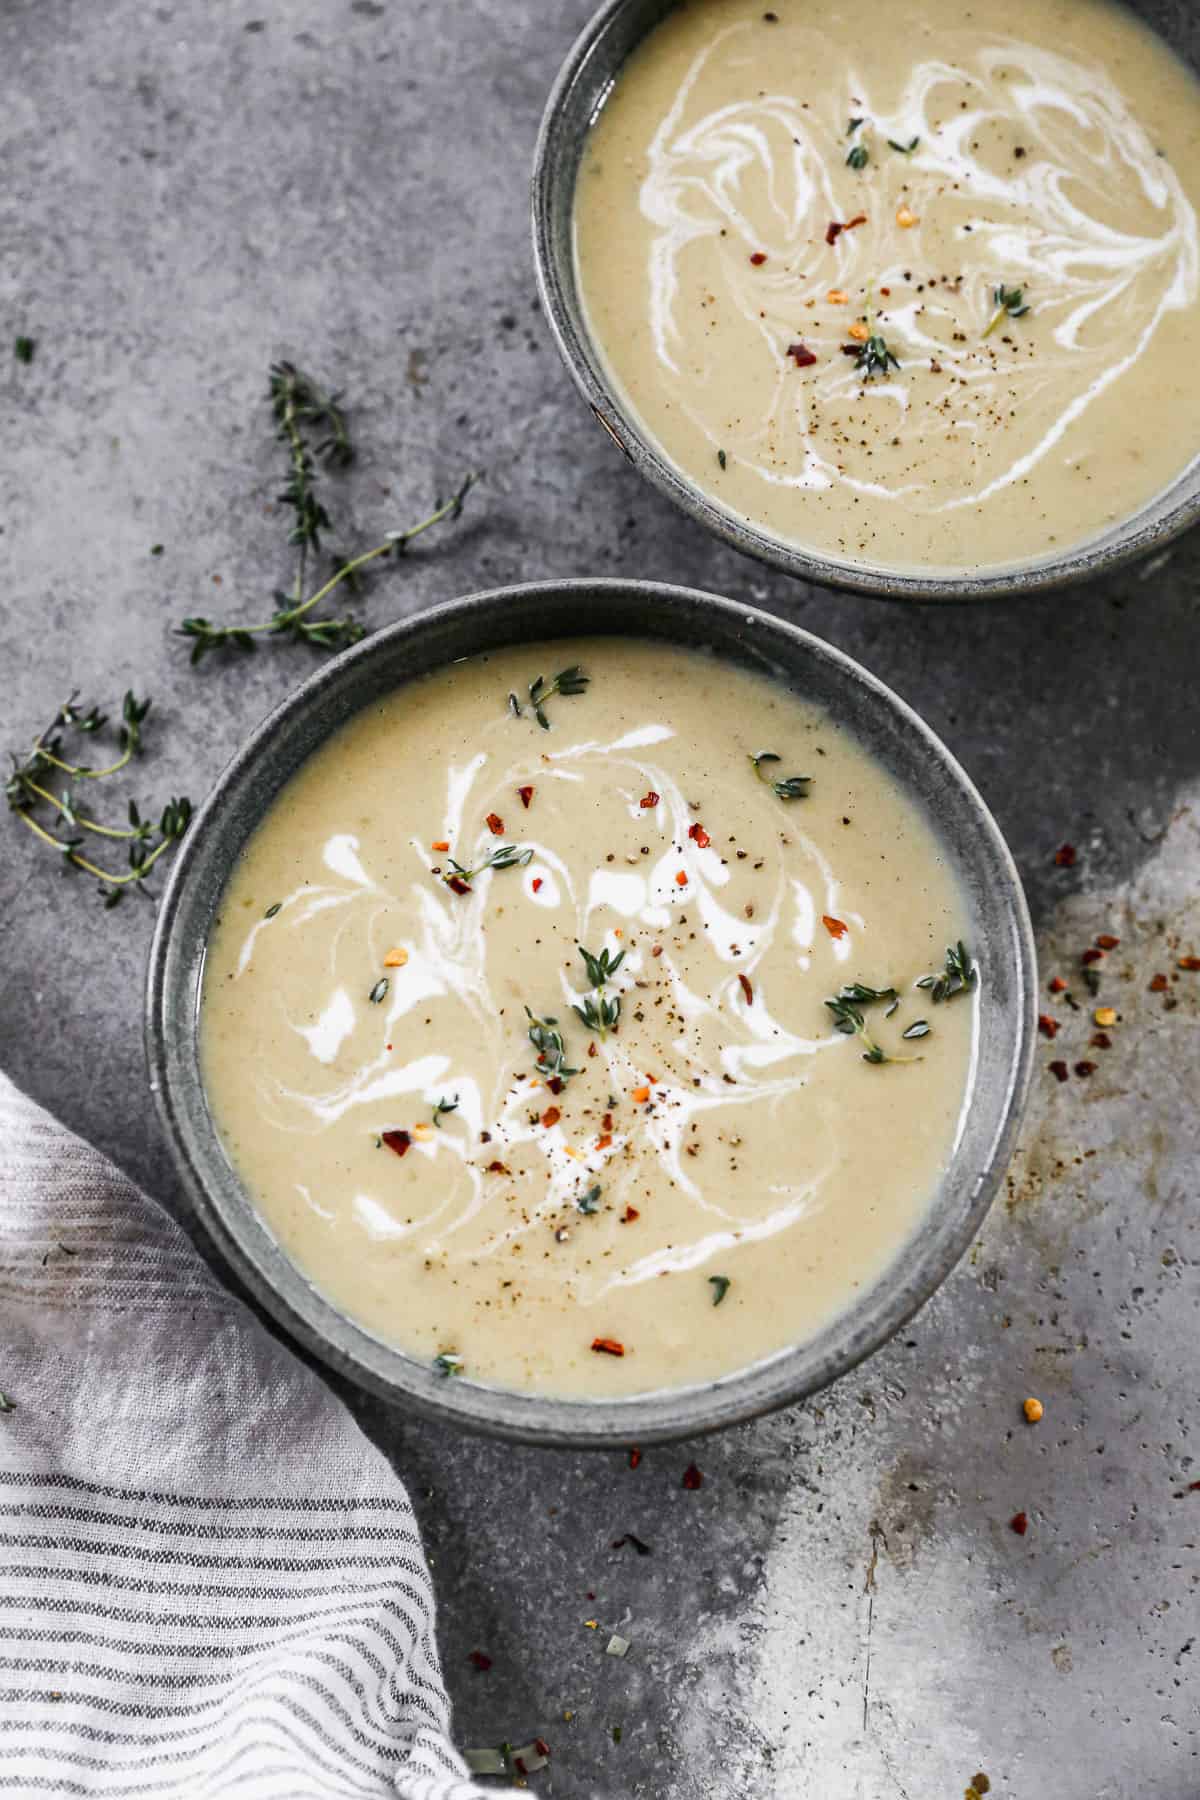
[0,1070,508,1798]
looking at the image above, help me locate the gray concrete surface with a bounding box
[3,1,1199,1794]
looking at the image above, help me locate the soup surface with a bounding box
[573,0,1200,573]
[202,640,976,1397]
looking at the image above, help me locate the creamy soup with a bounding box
[573,0,1200,574]
[201,641,976,1397]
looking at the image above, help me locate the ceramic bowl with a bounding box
[147,579,1036,1446]
[531,0,1200,602]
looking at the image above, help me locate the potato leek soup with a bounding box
[201,641,976,1397]
[572,0,1200,573]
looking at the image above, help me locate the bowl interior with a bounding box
[148,580,1036,1446]
[531,0,1200,601]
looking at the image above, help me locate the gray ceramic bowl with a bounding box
[532,0,1200,602]
[147,579,1036,1446]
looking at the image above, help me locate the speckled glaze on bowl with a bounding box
[147,580,1036,1446]
[531,0,1200,602]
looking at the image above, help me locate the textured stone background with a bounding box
[2,1,1199,1794]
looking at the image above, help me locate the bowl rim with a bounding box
[146,576,1037,1447]
[530,0,1200,603]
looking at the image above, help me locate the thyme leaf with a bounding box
[750,752,812,801]
[433,1353,463,1377]
[916,940,977,1002]
[708,1274,731,1306]
[526,665,589,730]
[432,1095,459,1128]
[573,943,625,1038]
[577,1185,603,1215]
[983,284,1030,338]
[825,982,920,1064]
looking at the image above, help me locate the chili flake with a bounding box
[486,812,505,836]
[1023,1397,1043,1423]
[786,343,818,367]
[596,1133,613,1150]
[1074,1060,1097,1078]
[675,871,688,886]
[383,946,409,967]
[592,1337,625,1357]
[532,877,543,892]
[1010,1511,1029,1536]
[749,251,767,265]
[381,1129,411,1158]
[547,1076,564,1095]
[822,914,848,939]
[541,1106,561,1128]
[1081,948,1104,966]
[1048,976,1067,993]
[518,785,534,808]
[738,973,754,1005]
[1054,843,1076,867]
[1180,956,1200,971]
[682,1463,703,1490]
[632,1085,651,1104]
[1090,1032,1112,1050]
[1149,973,1169,992]
[432,839,450,852]
[629,1447,641,1470]
[1095,934,1120,950]
[621,1206,640,1223]
[688,823,711,847]
[640,791,660,809]
[827,288,850,304]
[446,875,471,896]
[1048,1060,1069,1083]
[487,1159,510,1174]
[1037,1014,1059,1040]
[847,321,870,342]
[469,1651,493,1671]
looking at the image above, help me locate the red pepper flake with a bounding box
[1080,948,1104,966]
[381,1129,411,1158]
[487,1159,510,1174]
[468,1651,492,1671]
[486,812,504,836]
[1074,1060,1097,1078]
[1095,934,1120,950]
[1037,1014,1059,1040]
[675,871,688,886]
[825,220,843,245]
[681,1464,703,1491]
[446,876,471,896]
[1149,973,1169,992]
[1048,1060,1069,1083]
[640,791,660,809]
[1048,976,1067,993]
[518,785,534,809]
[1090,1032,1112,1050]
[592,1337,625,1357]
[541,1106,561,1128]
[749,251,767,265]
[1054,843,1076,867]
[602,1112,614,1131]
[596,1133,613,1150]
[845,212,867,230]
[1180,956,1200,971]
[651,944,663,958]
[621,1205,640,1223]
[628,1447,642,1470]
[688,822,711,848]
[632,1085,651,1104]
[822,914,848,939]
[531,876,543,892]
[1009,1511,1029,1536]
[432,839,450,852]
[547,1076,564,1095]
[738,973,754,1005]
[534,1740,551,1760]
[786,342,818,368]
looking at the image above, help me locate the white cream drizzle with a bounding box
[638,25,1199,511]
[235,720,883,1298]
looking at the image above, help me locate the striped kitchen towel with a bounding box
[0,1071,503,1799]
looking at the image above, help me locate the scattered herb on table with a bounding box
[432,1095,459,1128]
[708,1274,731,1306]
[749,751,811,800]
[525,1008,581,1083]
[983,284,1030,338]
[14,336,35,364]
[612,1533,652,1555]
[6,692,192,908]
[510,665,590,729]
[917,940,977,1002]
[177,361,477,661]
[440,842,532,893]
[573,942,625,1038]
[0,1393,15,1413]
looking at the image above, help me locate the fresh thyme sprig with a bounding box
[441,842,532,892]
[432,1095,459,1128]
[525,1007,581,1083]
[825,981,921,1065]
[6,693,191,908]
[176,363,477,662]
[510,666,590,730]
[917,940,977,1002]
[573,943,625,1038]
[749,752,811,801]
[983,285,1030,338]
